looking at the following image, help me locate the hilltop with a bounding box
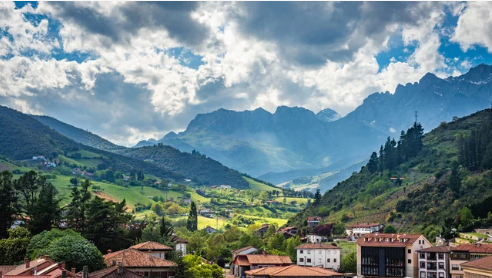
[32,115,125,151]
[288,108,492,237]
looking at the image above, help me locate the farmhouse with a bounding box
[307,217,321,228]
[199,209,214,218]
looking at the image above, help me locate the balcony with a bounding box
[427,263,437,270]
[427,255,437,261]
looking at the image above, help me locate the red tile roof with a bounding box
[451,244,492,254]
[5,258,51,276]
[130,242,172,251]
[356,233,423,247]
[0,265,17,275]
[307,217,321,221]
[461,255,492,271]
[170,235,188,244]
[232,246,257,254]
[87,266,144,278]
[104,249,176,268]
[295,243,341,250]
[246,254,292,265]
[245,265,342,277]
[235,256,250,266]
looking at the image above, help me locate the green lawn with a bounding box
[244,177,278,191]
[274,197,309,204]
[337,241,356,257]
[462,232,488,238]
[235,213,288,226]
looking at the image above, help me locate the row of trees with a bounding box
[457,113,492,171]
[367,122,425,173]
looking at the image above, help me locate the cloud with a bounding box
[452,2,492,52]
[1,1,492,146]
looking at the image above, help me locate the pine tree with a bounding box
[314,189,321,205]
[0,171,17,239]
[187,202,198,232]
[367,152,378,173]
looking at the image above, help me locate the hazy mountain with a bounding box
[32,115,125,151]
[152,64,492,183]
[316,108,341,122]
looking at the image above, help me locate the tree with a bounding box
[384,225,397,234]
[66,179,92,233]
[187,202,198,232]
[367,152,378,173]
[332,223,346,236]
[69,178,78,187]
[267,232,285,251]
[0,171,17,238]
[137,171,144,181]
[0,227,31,264]
[105,170,115,182]
[84,197,132,252]
[449,162,461,193]
[313,224,333,237]
[340,251,357,273]
[458,207,474,228]
[14,171,61,234]
[45,234,105,271]
[152,203,163,216]
[26,229,80,259]
[314,189,321,205]
[284,236,301,261]
[182,254,223,278]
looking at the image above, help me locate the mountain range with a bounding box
[0,105,265,189]
[135,64,492,185]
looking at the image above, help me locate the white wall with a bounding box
[297,248,340,269]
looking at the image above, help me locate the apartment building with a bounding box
[356,233,432,277]
[450,243,492,278]
[296,243,341,270]
[417,246,451,278]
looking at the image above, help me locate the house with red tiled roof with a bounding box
[449,243,492,278]
[461,254,492,277]
[244,265,343,278]
[130,242,172,260]
[416,246,452,278]
[104,248,175,278]
[296,243,341,270]
[232,252,292,277]
[3,256,75,278]
[307,217,321,229]
[278,227,297,240]
[356,233,432,278]
[170,235,188,255]
[230,246,259,276]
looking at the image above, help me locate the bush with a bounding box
[0,228,31,264]
[45,235,105,271]
[26,229,80,259]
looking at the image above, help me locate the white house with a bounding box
[200,209,214,218]
[296,243,341,270]
[220,185,232,189]
[347,223,384,238]
[171,235,188,255]
[306,234,326,243]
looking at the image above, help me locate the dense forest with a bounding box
[118,146,251,189]
[288,109,492,238]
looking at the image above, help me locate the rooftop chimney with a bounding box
[107,249,112,254]
[71,268,76,274]
[24,258,30,268]
[117,262,123,274]
[83,266,89,278]
[262,250,266,255]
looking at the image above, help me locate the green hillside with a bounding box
[32,115,124,151]
[289,109,492,237]
[118,146,252,189]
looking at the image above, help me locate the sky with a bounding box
[1,1,492,146]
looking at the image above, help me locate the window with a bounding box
[300,250,303,254]
[439,273,444,278]
[451,264,459,271]
[299,258,304,262]
[420,253,426,259]
[408,259,412,264]
[334,259,337,263]
[408,249,412,254]
[307,259,311,263]
[420,262,425,268]
[420,272,426,278]
[438,253,444,260]
[327,259,330,263]
[438,262,444,269]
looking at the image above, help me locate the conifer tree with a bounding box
[0,171,17,238]
[187,202,198,232]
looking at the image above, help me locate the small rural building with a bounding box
[296,243,341,270]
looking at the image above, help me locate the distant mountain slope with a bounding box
[0,105,180,180]
[28,109,261,189]
[116,145,251,189]
[288,109,492,234]
[150,64,492,185]
[33,115,124,151]
[316,108,341,123]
